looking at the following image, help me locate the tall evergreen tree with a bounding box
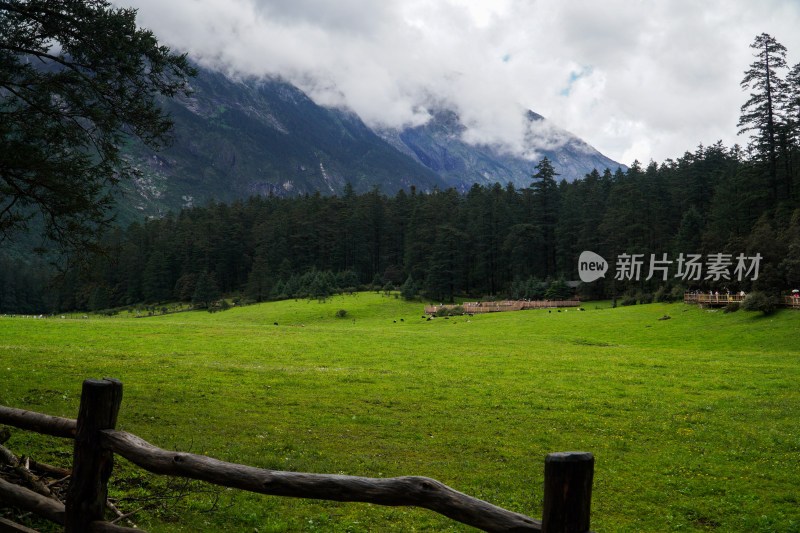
[738,33,788,201]
[426,225,468,302]
[192,271,220,310]
[531,157,560,278]
[784,62,800,196]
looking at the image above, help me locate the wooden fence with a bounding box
[0,378,595,532]
[425,300,581,315]
[684,292,800,309]
[783,295,800,309]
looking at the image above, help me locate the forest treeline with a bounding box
[3,140,799,314]
[3,32,800,314]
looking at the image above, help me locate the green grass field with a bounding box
[1,294,799,532]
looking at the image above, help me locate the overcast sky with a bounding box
[121,0,800,166]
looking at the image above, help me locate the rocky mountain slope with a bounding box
[119,65,622,220]
[378,109,622,191]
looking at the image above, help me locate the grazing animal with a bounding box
[400,318,404,322]
[393,320,397,323]
[274,322,278,325]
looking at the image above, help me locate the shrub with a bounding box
[654,286,674,303]
[433,306,465,317]
[336,309,348,318]
[741,291,778,315]
[724,302,740,313]
[670,284,687,301]
[638,291,654,304]
[545,278,573,300]
[620,289,638,306]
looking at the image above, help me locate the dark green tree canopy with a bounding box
[0,0,195,254]
[737,33,787,192]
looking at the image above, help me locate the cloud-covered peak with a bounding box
[123,0,800,165]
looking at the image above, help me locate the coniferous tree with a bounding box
[88,286,111,312]
[192,271,220,310]
[246,254,272,302]
[400,275,418,301]
[426,225,467,302]
[785,62,800,196]
[738,33,788,201]
[531,157,560,278]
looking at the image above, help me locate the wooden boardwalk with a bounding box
[684,293,800,309]
[425,300,580,315]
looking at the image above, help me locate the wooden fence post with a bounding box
[65,378,123,532]
[541,451,594,533]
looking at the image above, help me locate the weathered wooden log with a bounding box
[14,460,57,501]
[0,443,57,500]
[29,458,71,478]
[0,476,65,525]
[0,406,77,438]
[0,516,41,533]
[541,452,594,533]
[0,442,19,466]
[101,429,542,533]
[65,378,123,532]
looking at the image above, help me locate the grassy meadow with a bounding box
[1,293,799,532]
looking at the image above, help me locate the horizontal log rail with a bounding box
[0,405,77,439]
[0,379,595,532]
[101,429,541,532]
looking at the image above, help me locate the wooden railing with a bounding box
[684,293,800,308]
[0,378,596,533]
[683,293,746,305]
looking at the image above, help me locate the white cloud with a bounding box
[122,0,800,166]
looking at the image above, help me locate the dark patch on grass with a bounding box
[570,338,616,347]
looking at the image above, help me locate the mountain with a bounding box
[377,109,623,191]
[118,68,448,220]
[118,66,622,220]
